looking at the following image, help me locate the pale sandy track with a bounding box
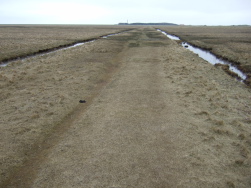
[1,27,251,187]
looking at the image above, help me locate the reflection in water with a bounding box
[157,29,180,40]
[157,29,247,80]
[180,42,246,80]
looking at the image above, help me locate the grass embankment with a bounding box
[0,25,134,63]
[157,26,251,85]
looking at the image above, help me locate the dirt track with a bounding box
[1,27,251,187]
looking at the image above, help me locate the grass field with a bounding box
[0,25,134,63]
[0,26,132,185]
[0,26,250,187]
[157,26,251,83]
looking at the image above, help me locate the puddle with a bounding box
[0,31,129,67]
[157,29,247,81]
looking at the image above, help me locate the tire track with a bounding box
[0,33,132,188]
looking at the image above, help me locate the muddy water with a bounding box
[157,29,247,81]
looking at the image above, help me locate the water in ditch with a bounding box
[0,32,126,67]
[157,29,247,81]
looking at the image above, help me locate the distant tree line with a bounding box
[118,23,178,26]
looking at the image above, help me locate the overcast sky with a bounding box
[0,0,250,25]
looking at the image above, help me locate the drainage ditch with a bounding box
[0,30,131,67]
[157,29,247,81]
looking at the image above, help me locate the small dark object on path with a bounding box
[184,45,188,48]
[79,100,86,103]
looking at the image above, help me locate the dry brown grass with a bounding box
[1,27,251,187]
[0,31,133,185]
[157,26,251,76]
[0,25,134,62]
[32,28,251,187]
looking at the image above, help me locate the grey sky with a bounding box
[0,0,250,25]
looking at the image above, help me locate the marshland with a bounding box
[0,25,251,188]
[157,26,251,85]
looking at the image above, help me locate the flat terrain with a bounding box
[158,26,251,78]
[0,27,251,187]
[0,25,134,62]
